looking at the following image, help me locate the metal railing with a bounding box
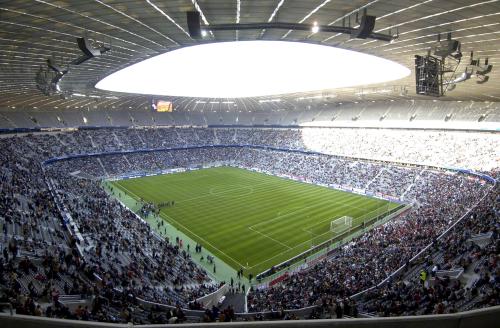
[0,303,13,315]
[1,305,499,328]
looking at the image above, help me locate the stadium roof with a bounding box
[1,0,500,112]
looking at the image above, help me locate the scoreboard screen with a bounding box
[152,99,173,112]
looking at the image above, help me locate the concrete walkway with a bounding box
[219,292,246,313]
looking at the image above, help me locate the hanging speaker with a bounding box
[351,15,376,39]
[187,11,202,39]
[77,37,100,57]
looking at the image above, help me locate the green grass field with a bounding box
[111,166,399,277]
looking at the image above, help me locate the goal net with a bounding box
[330,216,353,235]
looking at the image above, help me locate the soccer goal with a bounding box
[330,216,353,235]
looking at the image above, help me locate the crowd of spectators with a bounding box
[359,188,499,316]
[0,134,218,324]
[0,126,498,324]
[245,153,493,312]
[49,173,215,304]
[33,141,499,317]
[12,126,498,172]
[300,128,499,172]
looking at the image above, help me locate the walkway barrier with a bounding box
[1,305,499,328]
[196,284,229,308]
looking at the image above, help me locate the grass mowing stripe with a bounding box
[157,211,249,269]
[110,166,399,277]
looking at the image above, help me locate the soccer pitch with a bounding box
[111,166,399,277]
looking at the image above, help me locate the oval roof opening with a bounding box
[96,41,411,98]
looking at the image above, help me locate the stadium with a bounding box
[0,1,499,328]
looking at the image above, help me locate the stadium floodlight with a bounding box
[186,10,396,42]
[311,21,319,34]
[415,55,443,97]
[96,41,410,98]
[330,216,353,235]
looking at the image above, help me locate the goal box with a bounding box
[330,216,353,235]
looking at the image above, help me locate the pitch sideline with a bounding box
[115,181,250,269]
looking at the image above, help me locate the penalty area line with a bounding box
[248,226,292,250]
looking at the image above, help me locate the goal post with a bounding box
[330,216,353,235]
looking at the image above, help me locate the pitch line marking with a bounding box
[249,204,318,230]
[248,226,292,250]
[115,181,249,269]
[302,201,391,234]
[209,185,254,198]
[113,177,395,272]
[114,181,146,204]
[247,202,394,271]
[116,179,294,270]
[159,211,249,269]
[176,180,270,204]
[248,191,367,231]
[301,201,372,232]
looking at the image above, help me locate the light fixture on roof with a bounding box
[259,98,281,103]
[433,33,461,60]
[311,21,319,34]
[201,30,207,37]
[186,9,396,42]
[296,94,335,101]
